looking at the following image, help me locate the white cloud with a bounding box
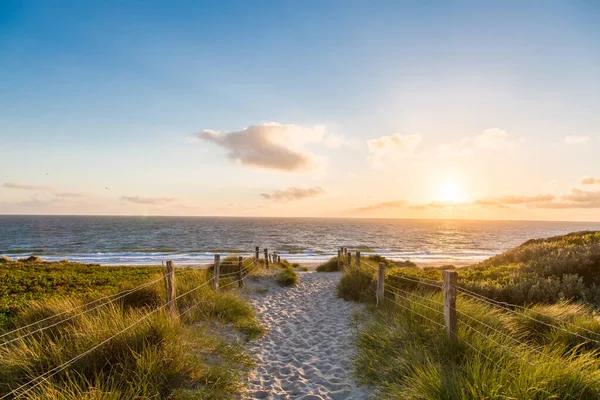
[121,196,175,205]
[564,135,590,144]
[473,128,517,150]
[260,187,325,202]
[367,133,422,168]
[196,123,327,172]
[581,177,600,185]
[3,182,53,191]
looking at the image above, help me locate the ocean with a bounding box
[1,215,599,266]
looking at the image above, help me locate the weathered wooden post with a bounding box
[165,260,177,318]
[277,255,281,263]
[213,254,220,290]
[356,251,361,267]
[337,249,341,271]
[346,252,351,268]
[255,246,259,267]
[443,270,458,340]
[376,262,385,306]
[238,256,244,288]
[264,248,269,269]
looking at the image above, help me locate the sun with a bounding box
[437,180,463,203]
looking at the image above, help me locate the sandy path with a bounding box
[243,272,372,400]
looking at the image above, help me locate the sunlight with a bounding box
[437,180,462,203]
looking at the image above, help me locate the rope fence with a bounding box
[333,248,600,383]
[0,247,278,399]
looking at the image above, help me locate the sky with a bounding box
[1,0,599,221]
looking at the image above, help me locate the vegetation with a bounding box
[318,254,416,273]
[316,256,339,272]
[0,260,264,399]
[275,264,298,287]
[341,231,600,398]
[354,295,600,399]
[0,260,159,329]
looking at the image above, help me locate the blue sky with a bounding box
[1,0,599,220]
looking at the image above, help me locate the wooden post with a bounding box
[346,252,351,268]
[277,255,281,263]
[443,270,458,340]
[165,260,177,318]
[356,251,361,267]
[255,246,259,260]
[337,249,341,271]
[264,248,269,269]
[238,256,244,288]
[213,254,220,291]
[376,262,385,306]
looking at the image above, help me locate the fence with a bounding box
[0,246,280,399]
[340,254,600,381]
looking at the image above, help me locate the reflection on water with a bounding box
[1,216,599,265]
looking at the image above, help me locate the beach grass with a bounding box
[0,261,264,398]
[342,231,600,398]
[275,264,299,287]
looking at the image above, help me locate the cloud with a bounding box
[121,196,175,205]
[260,186,325,202]
[564,135,590,144]
[473,128,517,150]
[581,177,600,185]
[367,133,422,168]
[53,192,84,198]
[352,189,600,213]
[437,129,518,158]
[3,182,53,191]
[473,194,555,206]
[353,200,408,212]
[196,123,327,172]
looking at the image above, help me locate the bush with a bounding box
[337,264,376,303]
[316,257,339,272]
[275,265,298,287]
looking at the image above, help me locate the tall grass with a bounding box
[0,265,263,399]
[340,235,600,398]
[352,287,600,398]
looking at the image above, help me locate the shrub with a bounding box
[275,265,298,287]
[316,257,339,272]
[337,264,376,303]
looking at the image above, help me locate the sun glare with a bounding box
[437,180,462,203]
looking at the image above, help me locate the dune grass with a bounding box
[355,293,600,399]
[0,261,264,399]
[342,232,600,398]
[275,264,299,287]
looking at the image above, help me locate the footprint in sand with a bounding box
[243,272,373,400]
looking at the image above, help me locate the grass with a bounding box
[353,293,600,399]
[0,260,160,329]
[317,254,416,273]
[0,261,264,399]
[275,264,299,287]
[341,231,600,398]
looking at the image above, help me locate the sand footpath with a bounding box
[242,272,372,400]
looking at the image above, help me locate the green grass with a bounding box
[275,264,298,287]
[341,231,600,398]
[0,261,264,399]
[316,256,339,272]
[0,261,160,329]
[353,293,600,399]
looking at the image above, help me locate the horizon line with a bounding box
[1,213,599,224]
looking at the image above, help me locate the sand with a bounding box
[242,272,373,400]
